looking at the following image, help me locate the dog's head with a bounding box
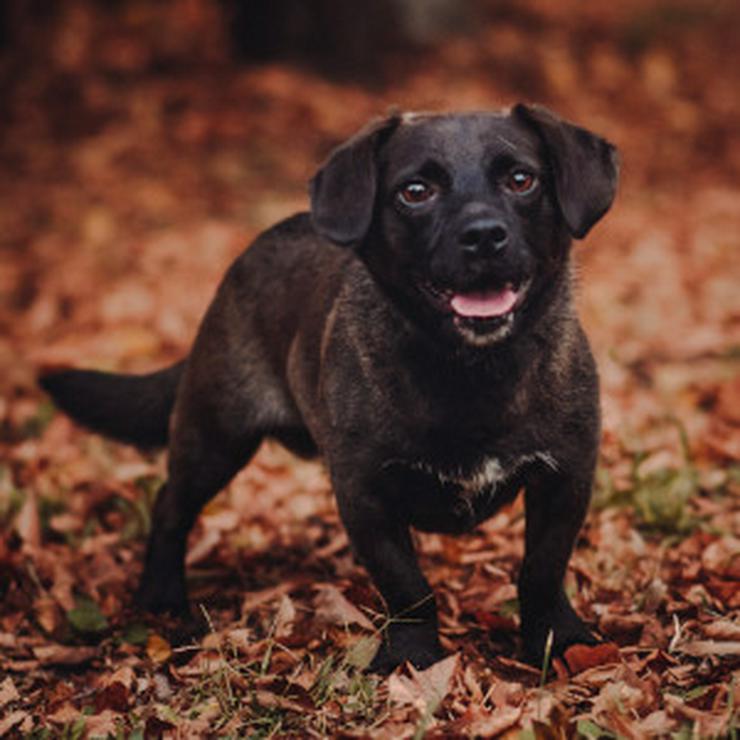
[310,105,618,347]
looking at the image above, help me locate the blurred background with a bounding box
[0,3,739,733]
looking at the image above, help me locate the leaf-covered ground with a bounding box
[1,1,739,737]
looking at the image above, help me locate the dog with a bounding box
[40,104,618,673]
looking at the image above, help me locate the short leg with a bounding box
[332,470,443,673]
[135,423,261,614]
[518,470,596,665]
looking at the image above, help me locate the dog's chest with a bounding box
[400,450,557,534]
[414,450,557,493]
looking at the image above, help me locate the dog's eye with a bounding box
[397,181,437,207]
[506,170,537,194]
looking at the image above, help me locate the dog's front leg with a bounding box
[332,468,444,673]
[518,469,597,665]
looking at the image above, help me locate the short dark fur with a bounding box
[40,105,618,672]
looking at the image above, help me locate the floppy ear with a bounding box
[513,104,619,239]
[310,115,400,246]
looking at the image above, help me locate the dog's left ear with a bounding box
[310,115,401,247]
[513,104,619,239]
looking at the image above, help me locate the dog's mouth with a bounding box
[416,277,531,343]
[449,285,519,318]
[418,279,529,320]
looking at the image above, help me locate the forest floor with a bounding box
[1,1,739,737]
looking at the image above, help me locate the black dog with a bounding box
[40,104,618,673]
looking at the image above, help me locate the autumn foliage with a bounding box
[1,1,739,737]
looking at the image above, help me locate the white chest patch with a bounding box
[411,451,558,495]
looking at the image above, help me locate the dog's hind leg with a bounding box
[135,415,262,615]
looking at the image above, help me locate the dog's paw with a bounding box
[521,604,597,667]
[134,578,189,617]
[366,624,445,674]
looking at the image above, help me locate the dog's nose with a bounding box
[458,218,509,256]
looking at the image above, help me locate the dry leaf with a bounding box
[47,702,82,724]
[664,692,733,737]
[0,677,20,708]
[273,593,296,639]
[94,681,130,712]
[146,633,172,663]
[704,619,740,640]
[103,665,136,690]
[454,704,522,737]
[636,710,677,736]
[85,709,121,737]
[678,640,740,657]
[32,645,97,666]
[563,642,621,674]
[314,584,374,630]
[389,653,459,716]
[15,488,40,549]
[0,710,29,736]
[702,537,740,579]
[34,595,62,634]
[241,580,302,615]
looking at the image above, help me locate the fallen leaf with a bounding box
[85,709,120,737]
[678,640,740,657]
[563,642,621,674]
[15,488,40,549]
[146,633,172,663]
[47,702,82,724]
[273,593,296,639]
[241,580,302,615]
[388,673,425,712]
[664,692,733,737]
[345,635,380,670]
[704,619,740,640]
[34,595,62,634]
[104,665,135,689]
[702,537,740,579]
[0,677,20,708]
[454,704,522,737]
[635,710,677,736]
[314,584,374,630]
[254,689,310,713]
[32,645,97,666]
[94,680,129,712]
[0,710,28,736]
[153,672,173,701]
[252,677,315,714]
[389,653,459,716]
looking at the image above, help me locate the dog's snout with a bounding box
[459,218,509,256]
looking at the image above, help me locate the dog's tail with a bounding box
[39,360,186,449]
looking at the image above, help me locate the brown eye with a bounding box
[398,181,437,206]
[507,170,537,194]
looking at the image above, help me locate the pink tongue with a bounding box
[450,286,518,318]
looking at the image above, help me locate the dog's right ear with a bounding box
[310,115,401,247]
